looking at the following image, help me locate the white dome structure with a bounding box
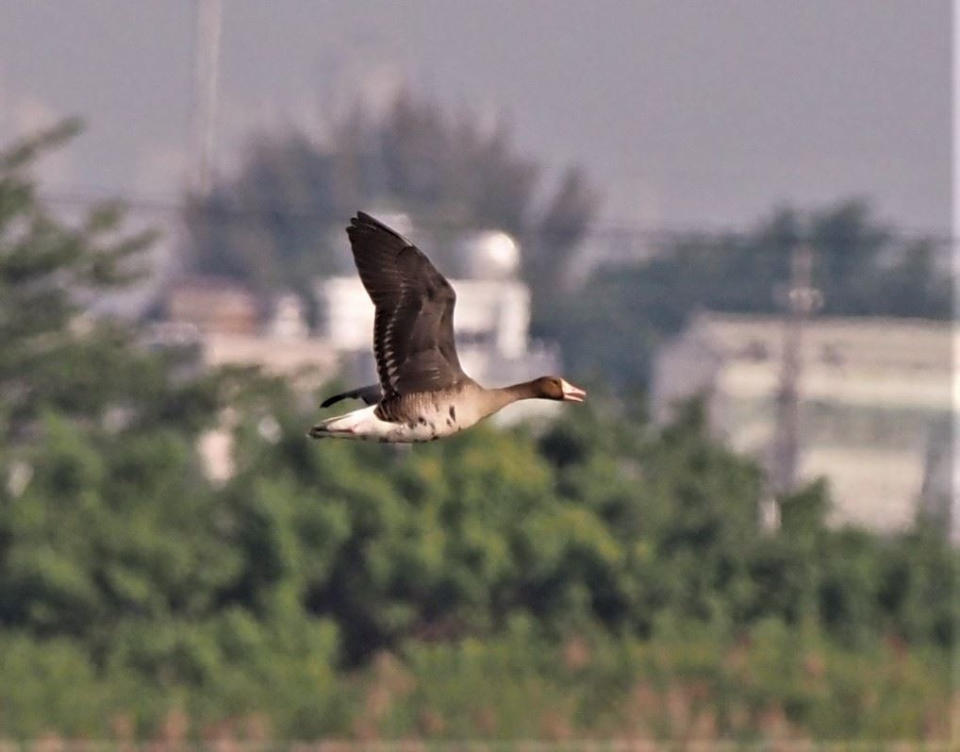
[461,230,521,279]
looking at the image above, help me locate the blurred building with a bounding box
[152,277,338,484]
[315,276,533,360]
[651,313,956,536]
[166,276,260,335]
[152,277,337,386]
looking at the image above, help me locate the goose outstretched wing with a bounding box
[346,212,465,397]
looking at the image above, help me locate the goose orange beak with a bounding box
[560,379,587,403]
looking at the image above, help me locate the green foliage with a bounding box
[383,616,950,741]
[0,120,163,442]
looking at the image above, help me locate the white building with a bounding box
[152,278,337,388]
[315,275,531,359]
[651,313,956,535]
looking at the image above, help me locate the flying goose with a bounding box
[309,212,586,443]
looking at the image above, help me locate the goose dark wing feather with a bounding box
[346,212,464,397]
[320,383,382,408]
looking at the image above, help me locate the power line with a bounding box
[34,189,960,248]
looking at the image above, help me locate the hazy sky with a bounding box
[0,0,950,233]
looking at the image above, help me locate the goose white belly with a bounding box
[309,403,469,443]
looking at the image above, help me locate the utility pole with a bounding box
[947,8,958,748]
[193,0,222,197]
[771,244,822,498]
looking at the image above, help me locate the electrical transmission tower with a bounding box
[193,0,222,196]
[770,244,823,498]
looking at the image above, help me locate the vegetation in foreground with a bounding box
[0,124,955,743]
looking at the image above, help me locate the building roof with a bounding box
[680,313,954,412]
[652,313,957,534]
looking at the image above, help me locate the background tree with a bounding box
[541,199,951,389]
[0,120,232,641]
[0,118,160,441]
[185,90,597,326]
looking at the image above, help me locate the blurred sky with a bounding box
[0,0,950,233]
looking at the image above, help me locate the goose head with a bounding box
[531,376,587,403]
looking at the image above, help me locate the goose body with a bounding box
[309,212,586,443]
[311,388,475,442]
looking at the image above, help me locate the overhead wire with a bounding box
[34,188,959,249]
